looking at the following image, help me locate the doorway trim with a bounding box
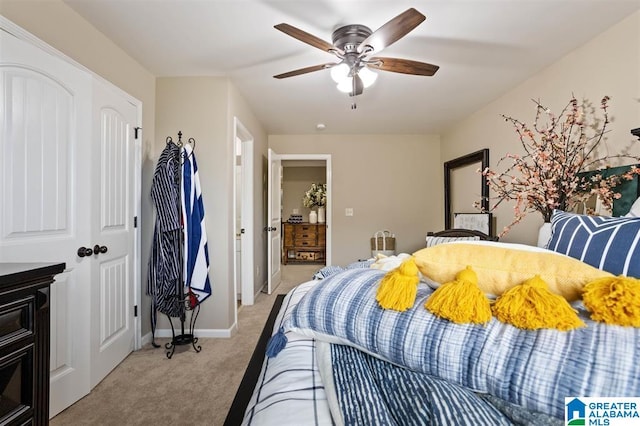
[279,154,332,266]
[233,117,255,318]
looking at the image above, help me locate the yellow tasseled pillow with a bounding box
[412,242,612,301]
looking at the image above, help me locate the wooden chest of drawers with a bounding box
[282,223,326,264]
[0,262,64,425]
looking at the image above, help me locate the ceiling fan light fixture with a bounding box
[330,63,350,83]
[274,9,438,100]
[336,77,353,93]
[358,67,377,88]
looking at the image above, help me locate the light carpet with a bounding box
[51,264,319,425]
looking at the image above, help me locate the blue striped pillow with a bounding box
[547,210,640,277]
[425,235,480,247]
[285,268,640,418]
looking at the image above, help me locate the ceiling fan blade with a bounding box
[368,57,439,76]
[274,63,335,79]
[357,8,425,54]
[274,23,342,55]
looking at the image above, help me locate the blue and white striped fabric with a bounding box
[286,268,640,419]
[329,344,561,426]
[312,259,373,280]
[243,281,333,425]
[547,210,640,277]
[181,144,212,303]
[148,142,183,335]
[330,343,510,425]
[425,235,480,247]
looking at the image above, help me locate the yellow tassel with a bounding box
[583,276,640,327]
[492,275,584,331]
[424,266,492,325]
[376,257,420,311]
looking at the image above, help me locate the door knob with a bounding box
[93,245,108,254]
[77,247,93,257]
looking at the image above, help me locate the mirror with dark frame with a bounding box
[444,149,490,233]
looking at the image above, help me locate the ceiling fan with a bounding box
[273,8,439,97]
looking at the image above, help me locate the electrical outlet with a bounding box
[345,208,354,216]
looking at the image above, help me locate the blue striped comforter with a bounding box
[329,343,562,426]
[287,269,640,419]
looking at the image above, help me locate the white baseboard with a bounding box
[141,331,153,347]
[140,323,238,346]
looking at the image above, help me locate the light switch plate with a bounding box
[345,208,354,216]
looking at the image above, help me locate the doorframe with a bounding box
[133,110,142,350]
[278,154,332,266]
[0,16,143,349]
[233,117,255,317]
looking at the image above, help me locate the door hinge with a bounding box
[134,127,141,139]
[134,216,138,228]
[134,305,138,317]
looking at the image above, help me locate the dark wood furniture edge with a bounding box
[224,294,286,426]
[0,263,65,286]
[0,262,63,425]
[443,149,490,231]
[427,228,498,241]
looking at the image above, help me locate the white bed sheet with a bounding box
[242,280,334,426]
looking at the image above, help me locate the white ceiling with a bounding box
[64,0,640,135]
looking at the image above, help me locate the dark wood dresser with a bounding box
[282,223,326,264]
[0,263,64,425]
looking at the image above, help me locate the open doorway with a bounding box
[281,161,327,266]
[266,152,332,294]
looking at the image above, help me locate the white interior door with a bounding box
[234,143,243,301]
[235,138,256,305]
[89,79,137,389]
[267,149,282,294]
[0,28,92,417]
[240,139,253,302]
[234,116,255,308]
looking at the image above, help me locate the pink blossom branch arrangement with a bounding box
[478,95,640,236]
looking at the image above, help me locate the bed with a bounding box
[225,218,640,425]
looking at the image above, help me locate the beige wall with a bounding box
[0,1,157,333]
[282,167,326,222]
[3,1,637,335]
[156,78,267,331]
[0,1,271,334]
[441,11,640,246]
[450,162,483,223]
[155,77,234,330]
[228,84,269,307]
[270,134,442,265]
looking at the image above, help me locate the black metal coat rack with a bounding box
[152,131,202,359]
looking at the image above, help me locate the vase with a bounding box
[309,210,318,224]
[317,206,325,223]
[537,222,552,248]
